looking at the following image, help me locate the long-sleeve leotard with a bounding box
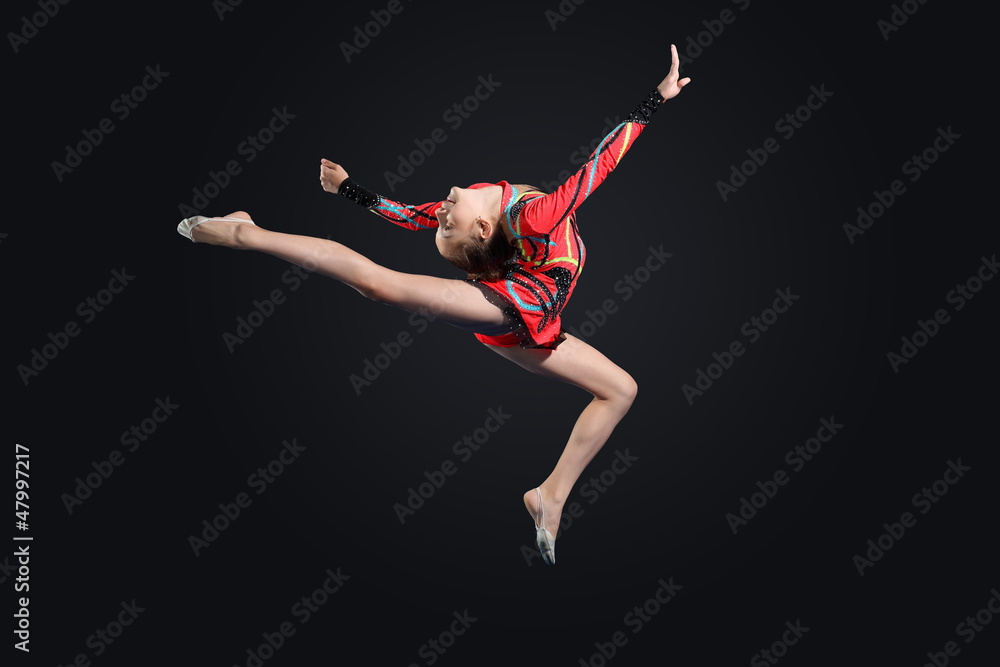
[338,88,666,236]
[336,175,444,231]
[515,88,665,235]
[337,87,666,348]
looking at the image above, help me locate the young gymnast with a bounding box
[177,45,691,564]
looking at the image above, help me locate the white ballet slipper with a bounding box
[177,215,256,242]
[532,487,556,565]
[177,215,208,241]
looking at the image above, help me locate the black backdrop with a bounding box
[6,0,997,665]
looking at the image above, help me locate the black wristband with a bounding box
[626,89,664,125]
[338,177,380,208]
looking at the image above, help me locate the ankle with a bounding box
[538,484,569,506]
[232,222,256,250]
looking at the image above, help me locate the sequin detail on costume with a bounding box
[338,178,380,208]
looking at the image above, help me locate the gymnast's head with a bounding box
[434,185,513,282]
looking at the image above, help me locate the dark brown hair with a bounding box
[445,184,549,282]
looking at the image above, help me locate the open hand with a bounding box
[656,44,692,101]
[320,159,349,194]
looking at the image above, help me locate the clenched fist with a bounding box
[319,159,349,194]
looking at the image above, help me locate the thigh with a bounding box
[483,332,636,401]
[376,270,509,332]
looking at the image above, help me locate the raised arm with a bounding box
[518,44,691,234]
[319,160,443,231]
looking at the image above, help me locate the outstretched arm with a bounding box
[319,160,443,231]
[518,44,691,234]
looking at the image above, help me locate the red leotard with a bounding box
[339,88,667,350]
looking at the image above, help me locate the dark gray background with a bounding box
[6,0,995,665]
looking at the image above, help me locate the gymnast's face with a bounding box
[434,187,489,257]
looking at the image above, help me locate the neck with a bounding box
[485,185,510,243]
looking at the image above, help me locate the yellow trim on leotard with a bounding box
[615,123,634,165]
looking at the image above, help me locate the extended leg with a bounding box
[485,333,638,547]
[193,213,509,333]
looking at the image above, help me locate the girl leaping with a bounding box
[177,45,691,564]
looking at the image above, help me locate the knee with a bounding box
[605,373,637,410]
[621,374,638,406]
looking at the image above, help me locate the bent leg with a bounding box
[485,333,638,538]
[234,222,508,332]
